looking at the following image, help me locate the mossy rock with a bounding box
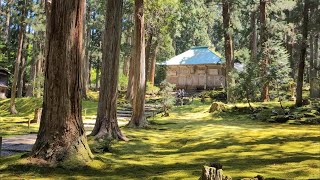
[271,115,290,123]
[209,102,227,113]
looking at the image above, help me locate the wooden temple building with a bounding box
[161,46,225,90]
[0,69,10,99]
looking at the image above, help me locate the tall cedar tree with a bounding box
[10,0,26,114]
[31,0,93,164]
[296,0,309,106]
[260,0,269,102]
[91,0,127,140]
[127,0,148,128]
[222,0,234,103]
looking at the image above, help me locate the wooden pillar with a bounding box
[205,65,208,90]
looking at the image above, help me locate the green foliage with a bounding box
[159,80,176,116]
[146,82,160,96]
[231,48,260,104]
[1,100,320,179]
[118,73,128,91]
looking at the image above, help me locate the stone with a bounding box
[209,102,226,113]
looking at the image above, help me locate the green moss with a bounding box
[0,99,319,179]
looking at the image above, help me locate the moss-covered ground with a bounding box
[0,98,319,179]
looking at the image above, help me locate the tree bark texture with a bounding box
[90,0,126,140]
[250,10,257,63]
[17,30,30,98]
[10,0,26,114]
[199,166,227,180]
[260,0,269,102]
[126,29,135,102]
[31,0,93,165]
[128,0,147,128]
[296,0,309,107]
[222,0,234,103]
[95,60,100,90]
[82,2,90,99]
[4,0,11,44]
[310,33,319,98]
[148,40,158,85]
[145,32,153,80]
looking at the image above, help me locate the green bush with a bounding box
[118,73,128,91]
[146,82,160,96]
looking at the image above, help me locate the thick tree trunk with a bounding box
[31,0,93,165]
[90,0,126,141]
[10,0,26,114]
[250,10,257,63]
[82,3,90,99]
[296,0,309,107]
[222,0,234,103]
[148,41,158,85]
[260,0,270,102]
[127,0,147,128]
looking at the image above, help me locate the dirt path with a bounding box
[0,119,129,156]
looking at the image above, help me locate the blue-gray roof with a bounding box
[161,46,222,66]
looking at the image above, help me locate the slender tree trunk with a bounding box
[260,0,269,102]
[287,18,295,80]
[126,29,135,102]
[250,10,257,62]
[123,56,130,76]
[35,51,43,98]
[88,56,92,88]
[95,60,100,90]
[17,55,26,98]
[148,41,158,85]
[26,30,40,97]
[296,0,309,107]
[31,0,93,165]
[123,32,132,77]
[145,32,153,80]
[4,0,11,44]
[17,28,30,98]
[310,33,319,98]
[90,0,126,140]
[26,59,36,97]
[222,0,234,103]
[127,0,147,128]
[309,33,315,97]
[10,0,26,114]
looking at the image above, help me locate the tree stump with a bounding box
[199,166,231,180]
[30,108,42,124]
